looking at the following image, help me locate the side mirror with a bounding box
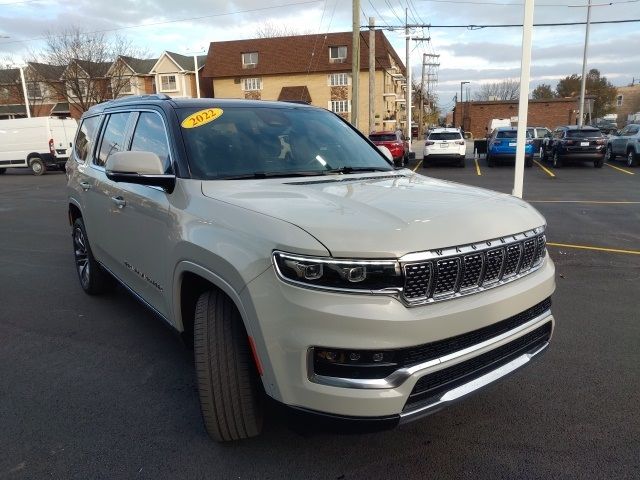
[105,151,175,193]
[377,145,394,163]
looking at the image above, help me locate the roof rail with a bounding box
[106,94,172,105]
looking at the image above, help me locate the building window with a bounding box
[27,82,43,99]
[242,52,258,68]
[0,87,9,100]
[329,73,349,86]
[329,46,347,62]
[120,78,133,94]
[330,100,349,113]
[616,95,623,107]
[159,74,177,92]
[243,77,262,91]
[66,79,88,98]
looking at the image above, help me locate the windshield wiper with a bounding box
[218,171,328,180]
[325,166,393,174]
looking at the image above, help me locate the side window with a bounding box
[96,112,131,167]
[628,126,639,135]
[130,112,172,173]
[74,116,101,163]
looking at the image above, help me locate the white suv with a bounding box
[67,96,556,442]
[424,128,466,167]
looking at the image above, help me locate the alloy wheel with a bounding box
[627,151,635,167]
[73,226,90,288]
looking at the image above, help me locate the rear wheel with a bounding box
[30,157,45,176]
[457,156,465,168]
[486,153,495,167]
[0,168,6,175]
[627,150,637,167]
[72,218,113,294]
[552,151,562,168]
[194,289,263,442]
[594,157,604,168]
[541,146,548,162]
[525,157,533,168]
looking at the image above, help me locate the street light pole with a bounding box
[460,81,469,130]
[194,55,201,99]
[19,66,31,118]
[577,0,592,127]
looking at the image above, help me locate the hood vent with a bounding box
[286,174,407,186]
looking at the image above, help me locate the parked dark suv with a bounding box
[541,126,606,168]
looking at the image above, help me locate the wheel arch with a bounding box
[68,198,82,226]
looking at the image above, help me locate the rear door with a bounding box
[612,126,629,154]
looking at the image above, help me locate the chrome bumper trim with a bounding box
[399,341,549,423]
[308,309,552,390]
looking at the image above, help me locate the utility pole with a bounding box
[369,17,375,134]
[405,8,411,149]
[419,53,426,138]
[351,0,360,129]
[578,0,592,127]
[19,66,30,118]
[460,81,469,130]
[194,55,201,99]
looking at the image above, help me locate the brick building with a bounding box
[202,31,407,134]
[452,98,585,138]
[614,83,640,125]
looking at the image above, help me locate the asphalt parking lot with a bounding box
[1,155,639,479]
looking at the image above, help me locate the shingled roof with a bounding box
[0,68,20,84]
[278,86,312,103]
[164,52,207,71]
[119,56,158,74]
[27,62,66,81]
[202,30,405,78]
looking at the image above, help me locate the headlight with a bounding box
[272,251,403,293]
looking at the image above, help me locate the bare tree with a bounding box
[30,26,147,113]
[254,20,311,38]
[474,79,520,101]
[0,54,49,116]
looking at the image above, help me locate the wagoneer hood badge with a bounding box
[201,172,545,258]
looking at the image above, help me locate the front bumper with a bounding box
[241,256,555,419]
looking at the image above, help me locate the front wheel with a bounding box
[30,157,45,176]
[627,150,638,167]
[194,289,263,442]
[604,146,614,162]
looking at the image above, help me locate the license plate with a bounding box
[509,142,517,147]
[440,143,448,148]
[581,142,590,146]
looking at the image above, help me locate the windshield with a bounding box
[496,130,532,139]
[566,129,602,138]
[369,134,397,142]
[429,132,462,140]
[179,106,393,179]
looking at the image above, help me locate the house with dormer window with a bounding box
[202,31,407,133]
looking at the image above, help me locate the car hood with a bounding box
[200,171,546,258]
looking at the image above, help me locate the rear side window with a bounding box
[130,112,172,173]
[497,130,532,139]
[96,112,131,167]
[369,134,397,142]
[566,129,602,138]
[74,116,101,163]
[429,132,462,141]
[627,126,639,135]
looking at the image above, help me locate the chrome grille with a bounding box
[401,228,546,305]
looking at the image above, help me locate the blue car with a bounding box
[486,127,534,167]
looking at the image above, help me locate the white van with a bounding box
[486,118,511,137]
[0,117,77,175]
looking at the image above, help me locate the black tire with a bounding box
[604,145,615,162]
[457,156,465,168]
[541,146,548,162]
[30,157,46,176]
[194,289,263,442]
[552,151,562,168]
[72,218,113,294]
[0,168,6,175]
[525,157,533,168]
[486,153,494,167]
[403,152,409,166]
[594,157,604,168]
[626,150,637,167]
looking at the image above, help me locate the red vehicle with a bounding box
[368,130,409,166]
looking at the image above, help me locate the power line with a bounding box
[0,0,325,45]
[363,18,640,28]
[415,0,638,5]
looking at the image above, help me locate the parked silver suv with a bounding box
[67,95,556,442]
[604,124,640,167]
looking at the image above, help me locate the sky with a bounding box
[1,0,638,111]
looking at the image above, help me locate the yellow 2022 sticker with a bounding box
[181,108,223,129]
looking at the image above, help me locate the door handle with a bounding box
[111,196,126,208]
[79,181,91,191]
